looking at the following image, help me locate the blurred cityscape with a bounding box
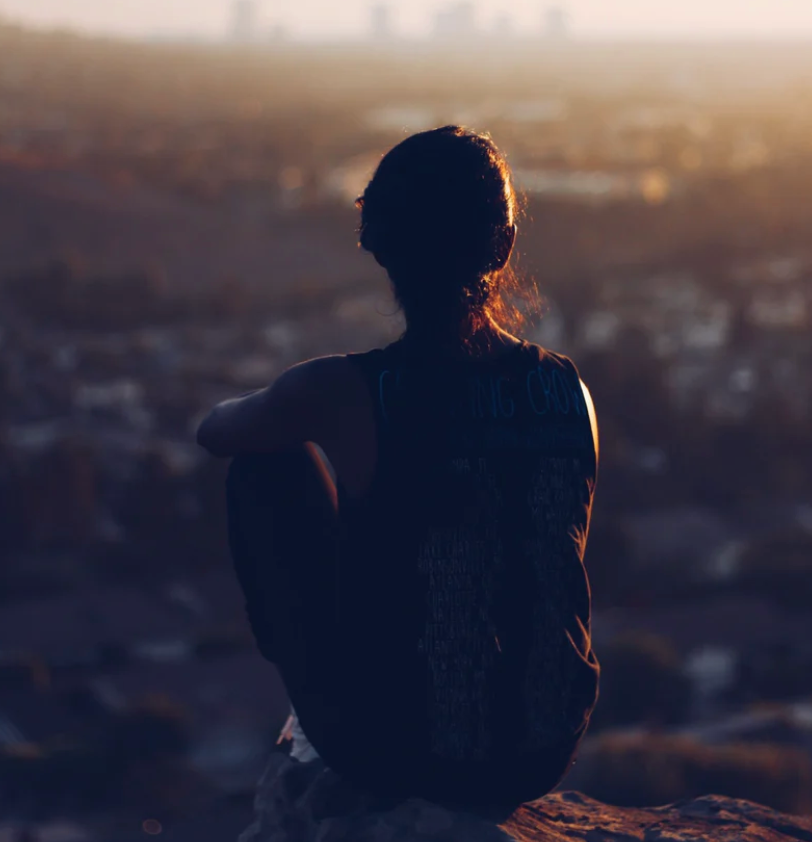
[1,14,812,841]
[221,1,571,46]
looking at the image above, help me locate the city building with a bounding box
[268,23,288,42]
[370,4,394,40]
[493,12,515,38]
[230,0,259,43]
[543,4,570,40]
[433,2,478,41]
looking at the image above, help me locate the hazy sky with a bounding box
[2,0,812,40]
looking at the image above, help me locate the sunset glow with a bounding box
[2,0,812,40]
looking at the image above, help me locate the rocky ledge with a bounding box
[239,753,812,842]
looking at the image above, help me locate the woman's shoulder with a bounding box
[286,350,390,403]
[521,341,580,372]
[284,353,368,390]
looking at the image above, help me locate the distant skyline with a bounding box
[2,0,812,41]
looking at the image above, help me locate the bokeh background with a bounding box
[1,1,812,839]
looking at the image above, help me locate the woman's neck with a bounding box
[400,320,522,361]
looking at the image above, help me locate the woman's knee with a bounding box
[227,449,310,500]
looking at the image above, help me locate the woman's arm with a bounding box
[196,356,343,458]
[580,379,599,464]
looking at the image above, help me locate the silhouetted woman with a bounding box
[197,126,600,813]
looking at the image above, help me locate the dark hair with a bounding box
[356,126,528,343]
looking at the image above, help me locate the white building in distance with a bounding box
[230,0,259,43]
[543,4,570,40]
[370,4,395,40]
[433,2,478,41]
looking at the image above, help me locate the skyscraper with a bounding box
[493,12,514,38]
[433,2,477,41]
[371,4,394,40]
[230,0,259,43]
[543,4,570,40]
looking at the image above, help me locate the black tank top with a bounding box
[301,339,599,807]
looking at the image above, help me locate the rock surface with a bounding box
[239,752,812,842]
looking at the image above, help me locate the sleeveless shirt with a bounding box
[293,339,600,808]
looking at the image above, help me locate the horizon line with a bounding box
[4,14,812,46]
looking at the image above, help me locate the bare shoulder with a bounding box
[276,354,364,401]
[274,353,375,436]
[197,353,369,457]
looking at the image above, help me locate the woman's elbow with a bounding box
[196,411,229,457]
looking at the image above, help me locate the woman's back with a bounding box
[292,338,600,807]
[199,125,602,812]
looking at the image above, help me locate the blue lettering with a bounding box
[529,366,589,416]
[551,370,570,414]
[539,370,555,412]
